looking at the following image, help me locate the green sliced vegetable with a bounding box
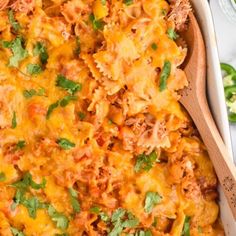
[68,187,80,213]
[181,216,191,236]
[59,95,77,107]
[33,42,48,64]
[144,192,162,214]
[159,61,171,91]
[167,28,179,40]
[8,9,21,32]
[221,63,236,75]
[10,227,25,236]
[134,151,159,173]
[57,138,75,150]
[89,14,105,31]
[23,88,45,99]
[46,101,59,119]
[0,172,6,182]
[56,74,82,95]
[12,111,17,129]
[27,63,42,75]
[224,85,236,100]
[228,113,236,123]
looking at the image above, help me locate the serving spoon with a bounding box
[179,12,236,220]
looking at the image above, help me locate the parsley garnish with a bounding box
[89,14,105,31]
[159,60,171,91]
[23,88,45,99]
[16,140,26,150]
[144,192,162,214]
[12,111,17,129]
[8,9,21,32]
[123,0,133,6]
[56,74,82,95]
[78,112,86,120]
[151,43,158,51]
[57,138,75,150]
[0,172,6,182]
[10,227,25,236]
[181,216,191,236]
[167,28,179,40]
[133,230,152,236]
[59,95,77,107]
[3,37,28,67]
[48,205,69,230]
[134,151,159,172]
[90,206,110,222]
[27,64,42,75]
[33,42,48,64]
[68,187,80,214]
[109,208,139,236]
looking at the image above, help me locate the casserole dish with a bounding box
[190,0,236,234]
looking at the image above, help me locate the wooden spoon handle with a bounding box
[185,96,236,220]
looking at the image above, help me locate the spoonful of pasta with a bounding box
[179,12,236,220]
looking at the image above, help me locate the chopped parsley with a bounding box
[144,192,162,214]
[12,111,17,129]
[151,43,158,51]
[159,60,171,91]
[57,138,75,150]
[48,205,69,230]
[123,0,133,6]
[181,216,191,236]
[0,172,6,182]
[68,187,81,214]
[109,208,139,236]
[33,42,48,64]
[59,95,78,107]
[167,28,179,40]
[90,206,110,222]
[56,74,82,95]
[27,63,42,75]
[3,37,28,67]
[16,140,26,150]
[10,227,25,236]
[89,14,105,31]
[8,9,21,32]
[23,88,45,99]
[46,101,59,119]
[134,151,159,173]
[78,112,86,120]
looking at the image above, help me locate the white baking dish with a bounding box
[190,0,236,234]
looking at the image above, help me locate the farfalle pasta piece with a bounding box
[10,0,35,13]
[0,0,9,11]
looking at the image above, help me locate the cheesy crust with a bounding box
[0,0,224,235]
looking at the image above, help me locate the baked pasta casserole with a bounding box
[0,0,225,235]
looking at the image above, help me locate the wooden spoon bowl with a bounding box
[179,12,236,220]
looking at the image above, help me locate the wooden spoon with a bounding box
[179,12,236,220]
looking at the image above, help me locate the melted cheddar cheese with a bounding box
[0,0,224,235]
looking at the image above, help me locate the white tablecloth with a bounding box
[210,0,236,160]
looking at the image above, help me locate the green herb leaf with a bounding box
[56,75,82,95]
[59,95,77,107]
[123,0,133,6]
[0,172,6,182]
[159,61,171,91]
[23,89,37,98]
[48,205,69,230]
[16,140,26,150]
[57,138,75,150]
[89,206,109,222]
[4,37,28,67]
[134,230,152,236]
[27,64,42,75]
[151,43,157,51]
[78,112,86,120]
[12,111,17,129]
[122,218,139,228]
[144,192,162,214]
[69,187,80,213]
[134,151,159,173]
[89,14,105,31]
[152,216,158,227]
[181,216,191,236]
[8,10,20,32]
[10,227,25,236]
[33,42,48,64]
[22,196,41,219]
[111,208,126,222]
[167,28,179,40]
[46,101,59,119]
